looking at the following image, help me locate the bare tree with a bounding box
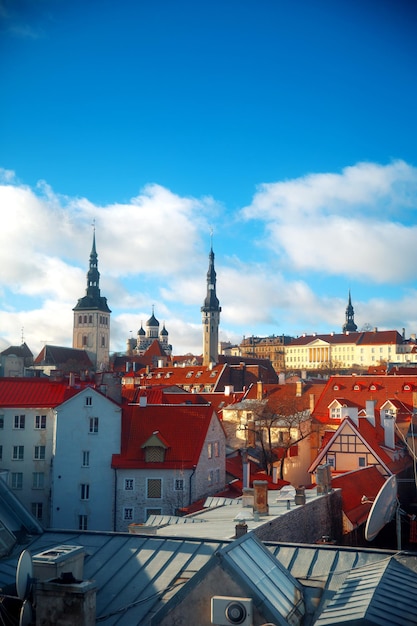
[248,395,311,479]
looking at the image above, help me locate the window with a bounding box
[207,442,213,459]
[80,484,90,500]
[0,415,4,429]
[215,468,220,484]
[208,470,214,485]
[14,415,25,429]
[214,441,220,457]
[175,479,184,491]
[147,478,162,499]
[89,417,99,433]
[123,507,133,521]
[82,451,90,467]
[35,415,46,429]
[79,515,88,530]
[31,503,43,520]
[88,315,92,324]
[11,472,23,489]
[124,478,134,490]
[327,454,336,468]
[12,445,24,460]
[0,445,2,460]
[358,457,366,468]
[146,508,161,518]
[85,396,92,406]
[34,446,46,460]
[32,472,44,489]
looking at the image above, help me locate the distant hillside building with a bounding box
[126,307,172,357]
[285,329,414,372]
[240,335,293,373]
[0,343,33,377]
[73,231,111,370]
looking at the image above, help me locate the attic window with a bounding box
[165,372,172,378]
[186,371,193,378]
[403,384,412,392]
[369,384,377,391]
[333,384,339,391]
[210,371,217,378]
[353,384,361,391]
[145,446,165,462]
[196,371,203,377]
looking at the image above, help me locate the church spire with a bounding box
[73,227,111,370]
[86,228,100,299]
[342,290,358,332]
[201,241,221,366]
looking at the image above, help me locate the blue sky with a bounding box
[1,0,417,357]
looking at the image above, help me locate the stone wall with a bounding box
[254,489,343,544]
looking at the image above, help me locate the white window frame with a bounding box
[14,414,25,429]
[82,450,90,467]
[11,472,23,489]
[80,483,90,500]
[35,415,46,429]
[34,445,46,460]
[12,445,24,460]
[32,472,44,489]
[89,417,99,433]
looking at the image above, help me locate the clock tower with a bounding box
[201,245,221,367]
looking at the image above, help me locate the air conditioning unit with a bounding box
[211,596,253,626]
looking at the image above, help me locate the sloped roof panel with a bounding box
[0,378,79,408]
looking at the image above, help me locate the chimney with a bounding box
[366,399,376,426]
[309,393,316,412]
[257,381,263,400]
[253,480,269,515]
[296,380,303,397]
[384,414,395,449]
[342,406,358,426]
[235,522,248,538]
[278,372,286,385]
[247,420,256,447]
[241,449,250,489]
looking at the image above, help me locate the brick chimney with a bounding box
[253,480,269,515]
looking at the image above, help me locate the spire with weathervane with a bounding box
[73,225,111,370]
[201,235,221,367]
[342,290,358,333]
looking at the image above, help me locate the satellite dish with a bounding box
[16,550,33,600]
[19,599,33,626]
[365,475,398,541]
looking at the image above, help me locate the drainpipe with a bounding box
[189,465,197,506]
[113,468,118,531]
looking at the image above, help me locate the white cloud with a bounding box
[241,160,417,283]
[2,163,417,360]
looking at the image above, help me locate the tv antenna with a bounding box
[364,475,402,549]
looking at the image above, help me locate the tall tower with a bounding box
[342,290,358,333]
[201,244,221,367]
[73,230,111,370]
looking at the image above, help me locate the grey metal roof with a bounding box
[1,530,417,625]
[314,556,417,625]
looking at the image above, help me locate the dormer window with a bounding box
[145,446,165,462]
[333,384,339,391]
[142,432,168,462]
[403,384,412,392]
[353,384,361,391]
[369,384,377,391]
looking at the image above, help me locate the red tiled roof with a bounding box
[289,330,403,347]
[332,467,385,527]
[112,403,217,470]
[0,377,80,407]
[312,375,416,425]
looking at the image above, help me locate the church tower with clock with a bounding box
[73,230,111,370]
[201,244,221,367]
